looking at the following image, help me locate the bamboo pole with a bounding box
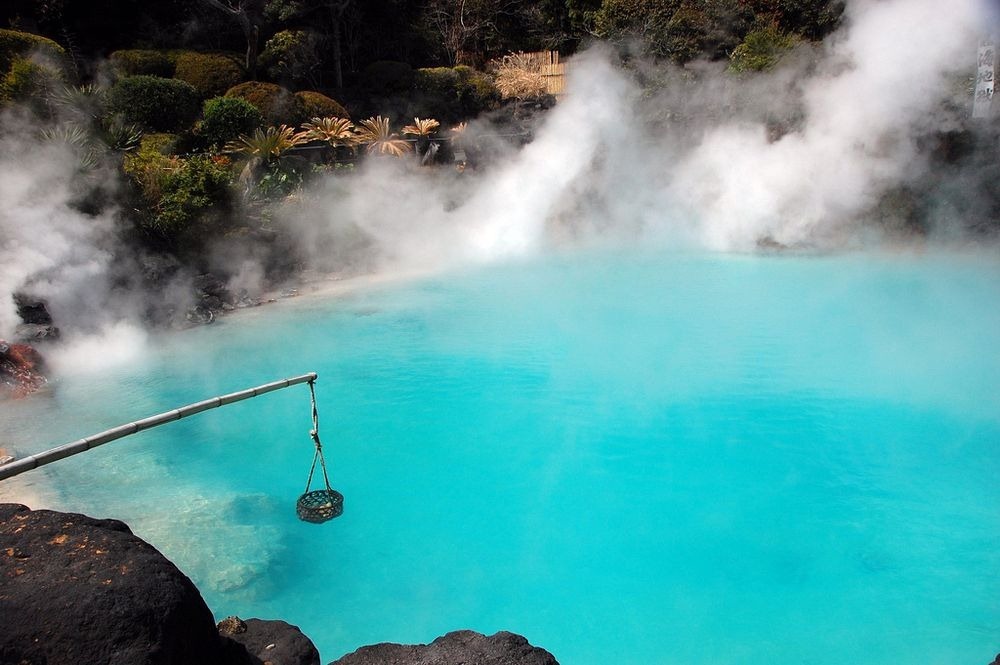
[0,372,318,482]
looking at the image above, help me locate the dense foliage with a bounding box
[260,29,323,87]
[199,96,264,148]
[108,75,201,132]
[413,66,499,123]
[174,52,246,99]
[0,28,67,72]
[295,90,349,120]
[225,80,307,126]
[108,49,176,78]
[729,24,801,72]
[0,57,63,110]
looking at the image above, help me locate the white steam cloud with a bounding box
[1,0,996,350]
[0,125,114,337]
[288,0,994,269]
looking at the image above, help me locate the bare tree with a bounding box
[197,0,265,77]
[266,0,354,89]
[423,0,525,66]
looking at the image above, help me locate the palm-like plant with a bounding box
[355,116,412,157]
[402,117,440,137]
[224,124,308,161]
[301,116,357,147]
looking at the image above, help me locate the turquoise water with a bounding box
[2,250,999,664]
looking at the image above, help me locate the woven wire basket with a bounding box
[296,489,344,523]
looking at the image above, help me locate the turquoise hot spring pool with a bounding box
[1,249,999,664]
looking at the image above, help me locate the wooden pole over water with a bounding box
[0,372,318,482]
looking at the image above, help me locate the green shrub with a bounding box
[123,134,179,207]
[174,51,245,98]
[413,66,498,123]
[453,66,500,113]
[0,29,67,73]
[225,81,306,126]
[295,90,349,120]
[593,0,721,62]
[260,30,322,87]
[108,49,175,78]
[200,96,263,148]
[729,24,801,72]
[153,155,234,244]
[108,75,200,131]
[0,57,64,110]
[594,0,678,58]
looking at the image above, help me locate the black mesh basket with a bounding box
[296,488,344,523]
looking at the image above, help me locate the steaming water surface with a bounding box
[2,250,999,664]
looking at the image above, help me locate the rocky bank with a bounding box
[0,503,559,665]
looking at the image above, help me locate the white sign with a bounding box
[973,40,995,118]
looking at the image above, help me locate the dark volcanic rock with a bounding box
[330,630,559,665]
[12,293,52,325]
[220,617,320,665]
[0,503,230,665]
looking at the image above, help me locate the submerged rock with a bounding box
[220,617,320,665]
[330,630,559,665]
[0,503,231,665]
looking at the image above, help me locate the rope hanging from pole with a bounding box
[296,378,343,523]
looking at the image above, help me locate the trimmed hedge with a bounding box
[108,75,200,131]
[0,57,63,109]
[108,49,175,78]
[224,81,306,126]
[199,96,263,148]
[295,91,349,120]
[174,52,245,99]
[0,29,67,73]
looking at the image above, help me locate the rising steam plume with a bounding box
[1,0,997,349]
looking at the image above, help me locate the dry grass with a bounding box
[493,53,547,100]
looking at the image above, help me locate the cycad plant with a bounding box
[301,116,356,147]
[403,117,440,164]
[225,124,308,161]
[402,117,440,137]
[355,116,412,157]
[225,125,309,197]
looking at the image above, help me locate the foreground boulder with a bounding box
[0,503,231,665]
[330,630,559,665]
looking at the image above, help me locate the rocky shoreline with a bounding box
[0,503,559,665]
